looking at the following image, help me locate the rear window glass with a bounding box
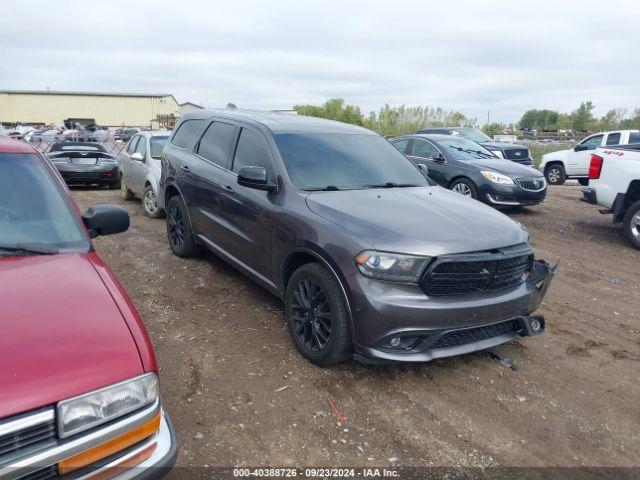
[197,122,236,168]
[606,133,621,145]
[50,142,106,153]
[171,119,204,148]
[629,132,640,144]
[150,136,169,159]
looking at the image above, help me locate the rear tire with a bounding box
[450,178,478,199]
[545,164,566,185]
[285,263,352,366]
[622,200,640,250]
[143,185,164,219]
[166,195,200,257]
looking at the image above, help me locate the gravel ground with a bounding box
[72,184,640,473]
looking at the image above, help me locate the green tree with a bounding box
[482,123,503,138]
[571,101,595,131]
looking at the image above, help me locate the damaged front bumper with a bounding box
[352,259,558,364]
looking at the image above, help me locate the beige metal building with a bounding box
[0,90,181,128]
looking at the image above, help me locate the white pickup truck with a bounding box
[540,130,640,185]
[581,144,640,249]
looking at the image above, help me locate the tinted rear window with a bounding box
[606,133,621,145]
[197,122,236,168]
[171,119,204,148]
[629,132,640,143]
[50,142,106,153]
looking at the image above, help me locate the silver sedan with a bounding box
[119,131,170,218]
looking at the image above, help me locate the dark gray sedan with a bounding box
[46,142,120,189]
[390,134,547,208]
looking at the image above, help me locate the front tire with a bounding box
[143,185,164,219]
[545,164,566,185]
[450,178,478,199]
[622,200,640,250]
[285,263,352,366]
[166,195,200,257]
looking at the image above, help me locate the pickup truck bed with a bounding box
[582,143,640,248]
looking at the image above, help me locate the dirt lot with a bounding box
[72,184,639,472]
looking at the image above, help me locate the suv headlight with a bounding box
[57,373,159,438]
[490,150,504,158]
[355,251,430,283]
[481,170,514,185]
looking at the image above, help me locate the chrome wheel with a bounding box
[631,212,640,240]
[144,189,158,215]
[548,168,561,183]
[452,183,472,197]
[290,279,332,352]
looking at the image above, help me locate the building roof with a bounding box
[179,101,204,109]
[181,109,374,135]
[0,89,175,99]
[0,136,36,154]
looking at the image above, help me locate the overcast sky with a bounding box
[1,0,638,123]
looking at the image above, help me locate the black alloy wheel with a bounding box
[166,196,199,257]
[291,279,332,352]
[285,263,352,366]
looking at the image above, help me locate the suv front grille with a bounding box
[515,177,546,191]
[503,148,529,160]
[433,320,520,349]
[0,409,56,466]
[420,246,533,296]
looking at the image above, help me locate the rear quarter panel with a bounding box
[591,147,640,208]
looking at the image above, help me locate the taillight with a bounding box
[589,154,603,179]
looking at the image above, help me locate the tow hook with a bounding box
[519,315,545,336]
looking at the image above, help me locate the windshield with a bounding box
[435,137,497,161]
[274,133,428,190]
[0,153,90,254]
[454,128,493,143]
[150,136,169,159]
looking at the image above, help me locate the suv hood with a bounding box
[306,186,528,256]
[481,141,529,151]
[461,158,542,176]
[0,253,144,418]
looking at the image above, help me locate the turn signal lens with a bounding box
[57,413,160,475]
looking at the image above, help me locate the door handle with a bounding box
[224,185,234,193]
[179,165,191,172]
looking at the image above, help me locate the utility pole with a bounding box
[487,109,491,125]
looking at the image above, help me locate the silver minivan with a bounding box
[120,131,171,218]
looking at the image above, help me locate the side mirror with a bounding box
[237,166,276,192]
[131,152,144,161]
[573,144,587,152]
[417,163,429,177]
[82,205,130,238]
[431,153,446,163]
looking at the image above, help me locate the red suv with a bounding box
[0,137,177,479]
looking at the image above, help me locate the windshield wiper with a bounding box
[448,145,494,159]
[0,243,59,256]
[304,185,341,191]
[363,182,420,189]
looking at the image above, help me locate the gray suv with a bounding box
[160,110,556,366]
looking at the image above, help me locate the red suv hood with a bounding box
[0,253,144,418]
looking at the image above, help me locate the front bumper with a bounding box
[54,164,120,185]
[480,183,547,207]
[350,260,557,363]
[1,402,177,480]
